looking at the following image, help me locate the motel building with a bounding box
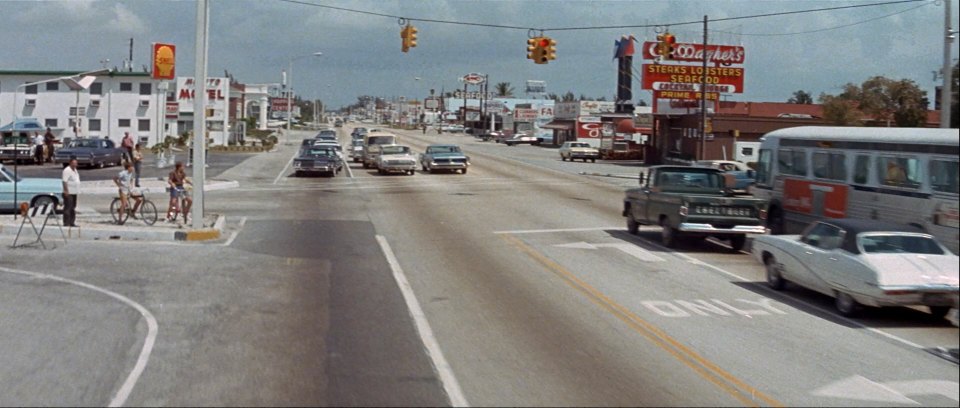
[0,70,170,148]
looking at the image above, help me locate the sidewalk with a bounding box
[78,177,239,195]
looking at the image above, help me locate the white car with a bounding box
[752,218,959,318]
[559,141,600,162]
[376,145,417,175]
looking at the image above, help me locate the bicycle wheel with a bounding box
[139,200,158,225]
[110,198,128,225]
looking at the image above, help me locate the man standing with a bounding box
[62,157,80,227]
[43,127,56,163]
[33,132,44,165]
[121,131,135,163]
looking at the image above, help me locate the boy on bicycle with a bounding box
[166,161,193,223]
[114,162,142,221]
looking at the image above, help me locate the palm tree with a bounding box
[561,91,576,102]
[495,82,514,97]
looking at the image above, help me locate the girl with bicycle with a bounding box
[166,161,193,223]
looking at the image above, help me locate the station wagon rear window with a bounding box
[859,234,945,255]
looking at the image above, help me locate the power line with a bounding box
[275,0,931,32]
[711,1,933,37]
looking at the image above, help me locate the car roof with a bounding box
[819,218,924,235]
[427,144,459,148]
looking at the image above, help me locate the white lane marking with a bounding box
[273,150,299,185]
[0,266,158,407]
[221,217,246,247]
[553,241,664,262]
[493,226,623,235]
[375,235,469,407]
[345,161,354,178]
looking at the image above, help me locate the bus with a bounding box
[753,126,959,253]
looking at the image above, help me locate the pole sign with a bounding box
[653,90,720,101]
[513,108,538,121]
[641,42,745,65]
[152,43,176,80]
[642,64,744,93]
[461,73,486,85]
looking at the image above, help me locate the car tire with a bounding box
[929,306,952,318]
[378,168,384,175]
[31,195,57,210]
[835,292,861,317]
[408,170,415,176]
[627,213,639,235]
[461,168,467,174]
[765,256,786,290]
[561,156,567,161]
[591,159,596,163]
[729,235,747,252]
[660,218,679,248]
[294,171,302,177]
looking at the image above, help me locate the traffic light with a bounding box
[662,32,676,60]
[401,24,418,52]
[655,33,666,57]
[527,37,542,62]
[543,37,556,62]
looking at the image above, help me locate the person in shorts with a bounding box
[114,162,142,222]
[166,161,193,223]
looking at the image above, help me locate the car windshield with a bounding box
[428,146,460,154]
[656,171,723,190]
[70,139,101,148]
[570,143,589,148]
[381,146,410,155]
[305,149,335,157]
[367,136,395,145]
[859,234,946,255]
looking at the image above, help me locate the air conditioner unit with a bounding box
[139,99,150,107]
[90,99,101,107]
[25,99,36,107]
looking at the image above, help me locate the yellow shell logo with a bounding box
[155,45,175,78]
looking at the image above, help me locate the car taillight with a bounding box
[759,208,768,220]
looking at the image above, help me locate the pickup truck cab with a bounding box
[623,165,768,251]
[362,132,398,169]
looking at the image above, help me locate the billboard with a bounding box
[641,42,745,65]
[642,64,744,93]
[151,43,176,80]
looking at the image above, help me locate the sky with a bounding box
[1,0,958,109]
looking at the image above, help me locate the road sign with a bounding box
[642,64,744,93]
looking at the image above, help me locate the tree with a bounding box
[819,76,928,127]
[494,82,514,97]
[561,91,576,102]
[818,93,862,126]
[787,90,813,104]
[546,93,560,102]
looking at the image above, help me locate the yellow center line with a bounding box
[502,234,784,408]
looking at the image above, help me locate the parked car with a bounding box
[0,133,35,164]
[53,138,125,168]
[440,124,464,133]
[334,120,343,127]
[478,130,503,142]
[623,166,768,251]
[694,160,755,192]
[559,142,600,162]
[420,144,470,174]
[752,219,959,318]
[293,146,343,177]
[376,145,417,175]
[0,163,63,211]
[504,133,538,146]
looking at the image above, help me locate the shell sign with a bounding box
[152,43,176,80]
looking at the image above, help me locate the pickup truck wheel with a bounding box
[561,156,567,161]
[591,159,596,163]
[929,306,952,318]
[627,213,639,235]
[835,292,861,317]
[660,219,679,248]
[765,256,786,290]
[729,235,747,252]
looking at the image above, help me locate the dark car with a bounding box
[315,129,338,141]
[54,138,125,168]
[420,144,470,174]
[294,146,343,177]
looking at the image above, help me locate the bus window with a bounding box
[814,152,846,181]
[878,156,920,189]
[778,149,807,176]
[757,149,772,185]
[831,153,847,181]
[853,155,870,184]
[930,160,959,194]
[813,152,829,179]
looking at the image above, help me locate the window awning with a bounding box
[542,120,575,130]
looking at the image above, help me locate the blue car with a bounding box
[0,164,63,211]
[54,138,125,168]
[695,160,756,192]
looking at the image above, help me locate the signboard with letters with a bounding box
[642,64,744,93]
[555,101,616,119]
[461,73,486,85]
[640,42,745,64]
[175,77,228,119]
[152,43,176,80]
[513,108,538,121]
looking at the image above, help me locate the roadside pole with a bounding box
[192,0,209,229]
[940,0,954,128]
[699,15,708,161]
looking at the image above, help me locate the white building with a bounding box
[171,77,231,145]
[0,70,169,147]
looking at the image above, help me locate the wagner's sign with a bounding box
[642,64,744,93]
[641,42,745,65]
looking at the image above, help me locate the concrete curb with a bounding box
[1,214,226,243]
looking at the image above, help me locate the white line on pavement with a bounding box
[273,150,299,185]
[221,216,247,247]
[493,226,623,235]
[0,266,158,408]
[375,235,469,407]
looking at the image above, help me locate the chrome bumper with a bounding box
[678,223,768,235]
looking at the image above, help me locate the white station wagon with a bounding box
[752,219,959,318]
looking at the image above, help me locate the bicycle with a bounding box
[110,192,158,226]
[165,186,192,223]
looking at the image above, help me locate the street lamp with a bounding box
[286,52,323,142]
[9,68,111,219]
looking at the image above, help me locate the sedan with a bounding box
[420,144,470,174]
[53,137,125,168]
[752,218,959,318]
[293,146,343,177]
[0,164,63,211]
[559,141,600,162]
[504,134,538,146]
[376,145,417,175]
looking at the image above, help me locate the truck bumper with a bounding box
[678,223,767,235]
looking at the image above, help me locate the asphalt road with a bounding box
[1,126,956,406]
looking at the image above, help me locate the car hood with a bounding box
[429,153,467,159]
[863,254,960,287]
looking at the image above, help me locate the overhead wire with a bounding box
[711,1,934,37]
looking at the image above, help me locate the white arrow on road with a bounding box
[812,375,959,405]
[554,242,664,262]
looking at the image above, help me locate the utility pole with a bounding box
[940,0,954,128]
[192,0,209,229]
[699,15,708,161]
